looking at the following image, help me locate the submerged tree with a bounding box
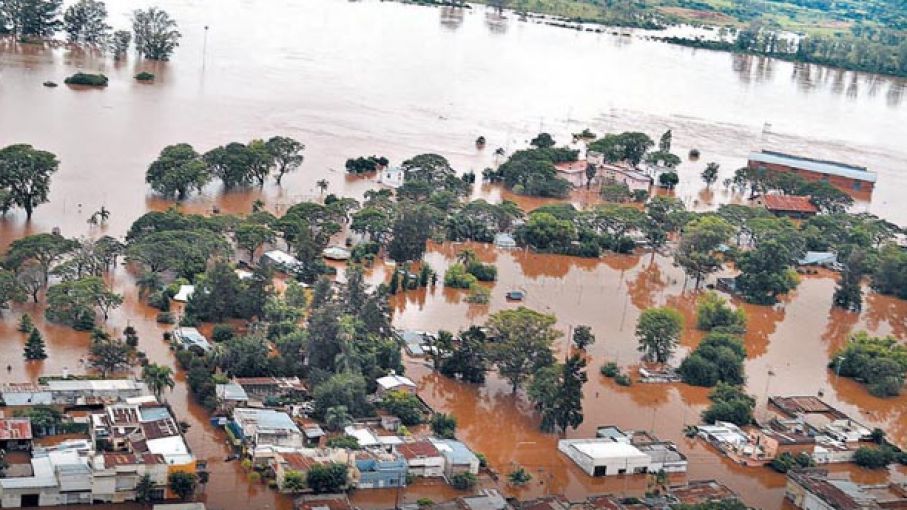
[23,328,48,360]
[636,306,683,363]
[111,29,131,58]
[528,353,587,434]
[0,144,60,220]
[265,136,305,185]
[486,307,558,393]
[132,7,180,60]
[833,248,867,312]
[63,0,110,44]
[145,144,210,199]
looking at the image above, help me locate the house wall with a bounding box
[406,456,445,478]
[257,431,303,449]
[749,161,874,194]
[785,480,835,510]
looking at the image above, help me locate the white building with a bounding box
[558,439,651,477]
[232,408,303,449]
[261,250,302,273]
[430,439,480,477]
[376,374,417,397]
[377,167,405,188]
[172,327,212,353]
[396,440,445,478]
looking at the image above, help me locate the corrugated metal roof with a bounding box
[749,151,877,183]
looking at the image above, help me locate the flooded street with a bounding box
[1,0,907,508]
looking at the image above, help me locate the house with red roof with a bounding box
[755,194,819,218]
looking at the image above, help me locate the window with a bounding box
[853,181,861,191]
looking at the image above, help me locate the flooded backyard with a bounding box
[1,0,907,508]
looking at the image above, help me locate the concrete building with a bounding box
[599,164,653,193]
[430,439,480,478]
[231,408,303,450]
[748,151,877,195]
[0,419,33,452]
[396,440,445,478]
[261,250,302,273]
[558,439,651,477]
[90,452,168,503]
[554,160,592,188]
[172,327,212,353]
[378,167,405,188]
[354,451,407,489]
[215,382,249,412]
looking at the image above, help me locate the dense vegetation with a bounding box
[831,332,907,397]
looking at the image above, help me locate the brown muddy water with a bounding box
[1,0,906,509]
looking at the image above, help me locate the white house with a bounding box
[261,250,302,273]
[378,167,405,188]
[430,439,480,477]
[557,439,651,477]
[232,409,303,449]
[396,440,445,478]
[376,374,417,397]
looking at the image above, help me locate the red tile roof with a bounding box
[0,419,32,441]
[396,440,440,460]
[761,195,818,214]
[281,453,319,471]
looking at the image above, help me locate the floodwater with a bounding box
[1,0,907,509]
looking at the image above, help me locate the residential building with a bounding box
[558,439,651,476]
[0,440,92,508]
[231,408,303,450]
[786,470,907,510]
[234,377,306,402]
[458,489,511,510]
[599,164,653,193]
[493,232,517,249]
[0,419,32,452]
[669,480,741,506]
[353,450,407,489]
[376,374,417,397]
[396,440,445,478]
[0,379,150,408]
[555,160,592,188]
[431,438,480,477]
[215,382,249,412]
[769,396,871,444]
[172,327,212,353]
[378,167,405,188]
[756,194,819,218]
[90,452,168,503]
[748,150,877,195]
[696,422,767,465]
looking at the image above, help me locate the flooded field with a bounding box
[1,0,906,508]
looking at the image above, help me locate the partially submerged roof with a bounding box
[749,151,877,183]
[0,418,33,441]
[761,194,818,214]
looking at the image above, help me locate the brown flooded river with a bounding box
[1,0,907,509]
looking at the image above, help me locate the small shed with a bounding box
[493,232,517,249]
[172,285,195,303]
[173,327,212,353]
[376,374,417,397]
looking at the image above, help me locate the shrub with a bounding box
[615,374,632,386]
[853,447,894,469]
[444,264,478,289]
[678,333,747,387]
[465,283,490,305]
[135,71,155,81]
[212,324,235,343]
[451,472,477,490]
[326,435,360,449]
[696,292,746,333]
[64,72,109,86]
[430,413,457,439]
[466,262,497,282]
[156,312,175,324]
[600,362,619,377]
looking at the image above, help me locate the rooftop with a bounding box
[760,194,818,214]
[749,151,877,183]
[770,396,847,419]
[431,438,479,465]
[376,374,417,390]
[0,418,33,441]
[561,439,648,461]
[396,440,441,460]
[670,480,740,505]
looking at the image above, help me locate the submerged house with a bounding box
[748,150,877,195]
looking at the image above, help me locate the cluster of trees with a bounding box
[1,233,124,331]
[0,0,181,60]
[426,307,587,434]
[483,134,577,197]
[345,155,388,174]
[678,333,747,387]
[831,332,906,397]
[443,248,497,299]
[700,382,755,426]
[145,136,305,198]
[731,165,855,213]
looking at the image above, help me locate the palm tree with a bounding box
[324,405,352,431]
[316,179,329,196]
[142,363,175,401]
[456,248,478,267]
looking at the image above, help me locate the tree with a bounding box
[528,354,587,434]
[23,328,47,360]
[324,405,353,432]
[736,218,803,304]
[658,130,672,152]
[145,144,210,199]
[674,215,733,288]
[234,222,275,263]
[381,390,424,426]
[833,248,866,311]
[167,471,197,500]
[486,307,559,393]
[430,413,457,439]
[63,0,109,44]
[853,447,895,469]
[0,268,26,311]
[695,292,746,333]
[572,325,595,350]
[306,463,348,494]
[832,332,907,397]
[0,144,59,219]
[247,139,274,186]
[135,474,156,504]
[387,203,436,262]
[701,383,755,426]
[17,313,34,333]
[636,307,683,363]
[316,179,329,196]
[132,7,180,60]
[658,171,679,189]
[312,372,371,418]
[4,233,78,284]
[111,29,131,58]
[451,472,477,490]
[588,132,654,166]
[88,332,133,377]
[678,333,746,387]
[45,276,122,327]
[0,0,62,37]
[204,143,256,189]
[440,326,488,384]
[265,136,304,185]
[142,363,175,400]
[701,162,719,188]
[530,132,556,149]
[283,470,306,493]
[508,467,533,486]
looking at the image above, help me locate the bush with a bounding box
[444,264,478,289]
[156,312,175,324]
[64,72,109,86]
[678,333,747,387]
[451,472,477,490]
[212,324,235,343]
[135,71,155,81]
[430,413,457,439]
[466,262,497,282]
[853,447,894,469]
[696,292,746,333]
[701,383,755,426]
[381,390,424,426]
[600,362,619,377]
[770,452,814,473]
[615,374,632,386]
[327,435,361,450]
[464,284,490,305]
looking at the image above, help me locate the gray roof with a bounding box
[749,151,877,183]
[216,382,249,401]
[2,391,53,406]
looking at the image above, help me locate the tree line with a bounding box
[0,0,181,60]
